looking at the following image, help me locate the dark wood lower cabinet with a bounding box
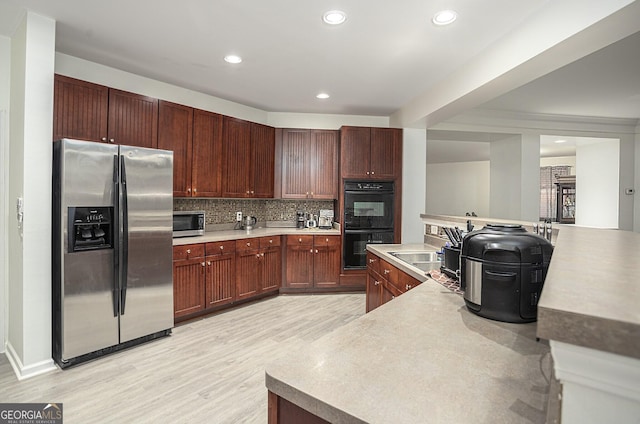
[204,241,235,308]
[365,251,421,312]
[173,245,206,318]
[283,235,340,291]
[268,391,330,424]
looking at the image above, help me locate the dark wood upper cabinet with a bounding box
[278,129,338,199]
[251,123,276,198]
[222,117,275,198]
[158,101,193,197]
[107,89,158,148]
[192,110,223,197]
[340,126,402,180]
[53,74,159,148]
[53,74,108,142]
[222,117,252,197]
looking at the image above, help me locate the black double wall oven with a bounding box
[343,181,395,269]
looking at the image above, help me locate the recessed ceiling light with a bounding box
[432,10,457,26]
[316,93,330,99]
[323,10,346,25]
[224,55,242,64]
[555,139,567,144]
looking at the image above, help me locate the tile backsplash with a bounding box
[174,198,335,226]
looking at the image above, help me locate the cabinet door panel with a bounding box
[108,89,158,148]
[173,258,205,318]
[193,110,223,197]
[313,245,340,288]
[251,123,275,198]
[285,246,314,289]
[340,126,371,179]
[53,74,108,142]
[158,101,193,197]
[261,249,281,292]
[236,250,260,300]
[366,271,382,312]
[222,117,252,197]
[206,253,235,308]
[310,130,339,199]
[281,129,311,198]
[370,128,401,179]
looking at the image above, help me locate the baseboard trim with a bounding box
[5,341,57,380]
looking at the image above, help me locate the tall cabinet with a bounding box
[339,126,403,287]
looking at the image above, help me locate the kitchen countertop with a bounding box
[172,226,340,246]
[536,225,640,360]
[265,243,552,423]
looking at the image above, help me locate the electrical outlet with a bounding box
[236,211,243,222]
[430,225,438,235]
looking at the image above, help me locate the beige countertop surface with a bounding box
[265,243,552,424]
[536,225,640,359]
[172,226,340,245]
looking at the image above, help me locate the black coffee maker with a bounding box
[296,211,305,228]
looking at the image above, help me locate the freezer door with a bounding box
[56,139,120,361]
[119,145,174,342]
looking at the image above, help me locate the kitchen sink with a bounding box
[389,251,441,263]
[389,251,441,273]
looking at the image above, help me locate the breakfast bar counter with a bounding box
[265,244,552,423]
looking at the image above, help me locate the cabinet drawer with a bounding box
[398,271,421,292]
[236,238,259,252]
[205,240,235,256]
[259,235,281,249]
[287,235,313,246]
[379,259,398,283]
[173,244,205,261]
[313,235,340,247]
[366,252,381,275]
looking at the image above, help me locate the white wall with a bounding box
[0,35,10,354]
[490,137,522,219]
[576,138,620,228]
[636,125,640,232]
[402,129,426,243]
[426,161,490,217]
[7,12,56,378]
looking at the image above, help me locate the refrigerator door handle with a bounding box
[120,155,128,315]
[112,154,120,318]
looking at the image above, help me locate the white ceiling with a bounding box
[0,0,638,153]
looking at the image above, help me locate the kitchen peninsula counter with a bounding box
[265,244,552,423]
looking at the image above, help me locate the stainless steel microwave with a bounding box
[173,211,205,237]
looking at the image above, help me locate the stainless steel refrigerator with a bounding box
[52,138,174,368]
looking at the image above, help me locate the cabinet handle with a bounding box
[207,261,211,266]
[310,192,314,196]
[406,284,412,290]
[392,295,395,299]
[256,254,260,259]
[298,238,302,243]
[368,258,375,264]
[109,138,115,143]
[371,171,375,175]
[186,249,191,254]
[101,137,107,142]
[261,253,265,257]
[193,188,197,193]
[246,242,251,247]
[315,249,318,254]
[374,280,380,286]
[384,269,390,275]
[246,190,250,194]
[201,262,205,267]
[220,245,224,250]
[269,239,273,244]
[251,190,255,194]
[187,188,191,193]
[366,171,370,175]
[306,192,309,196]
[325,238,329,242]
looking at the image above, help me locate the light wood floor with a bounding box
[0,293,366,423]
